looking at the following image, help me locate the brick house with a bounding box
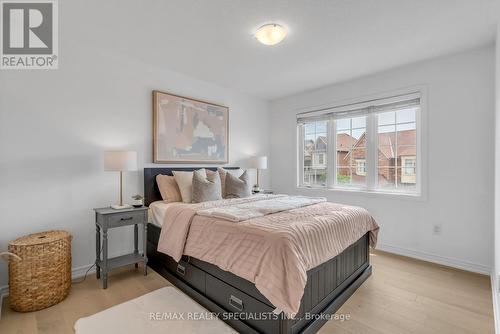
[345,129,416,186]
[304,130,416,186]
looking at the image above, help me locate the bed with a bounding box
[144,167,378,334]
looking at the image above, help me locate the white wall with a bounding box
[270,46,495,274]
[0,42,270,288]
[494,23,500,331]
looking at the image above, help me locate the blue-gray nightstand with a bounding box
[93,206,148,289]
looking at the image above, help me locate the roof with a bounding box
[304,135,328,156]
[305,130,415,159]
[316,136,327,150]
[305,133,355,154]
[376,130,416,158]
[337,133,356,152]
[342,129,416,160]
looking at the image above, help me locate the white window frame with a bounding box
[296,87,426,198]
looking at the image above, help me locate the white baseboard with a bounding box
[0,247,141,300]
[0,285,8,299]
[0,285,8,321]
[377,243,490,275]
[0,282,7,321]
[0,262,97,302]
[71,263,96,280]
[490,273,500,334]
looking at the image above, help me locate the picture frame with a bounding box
[153,90,229,164]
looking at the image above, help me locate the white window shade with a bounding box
[296,92,420,124]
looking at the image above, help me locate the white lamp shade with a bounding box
[248,156,268,170]
[104,151,138,171]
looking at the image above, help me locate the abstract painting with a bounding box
[153,90,229,163]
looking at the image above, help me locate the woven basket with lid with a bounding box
[8,230,72,312]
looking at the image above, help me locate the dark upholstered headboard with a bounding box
[144,167,240,206]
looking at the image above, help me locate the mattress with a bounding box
[149,195,274,227]
[148,200,180,227]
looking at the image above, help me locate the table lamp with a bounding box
[104,151,138,209]
[248,156,268,193]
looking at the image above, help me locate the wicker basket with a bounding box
[8,230,72,312]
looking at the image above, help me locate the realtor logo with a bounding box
[1,0,58,69]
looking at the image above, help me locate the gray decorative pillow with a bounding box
[192,169,222,203]
[225,170,252,198]
[217,167,244,198]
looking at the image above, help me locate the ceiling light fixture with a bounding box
[255,23,287,46]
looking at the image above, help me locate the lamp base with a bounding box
[111,204,132,210]
[252,184,261,193]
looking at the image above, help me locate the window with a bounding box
[318,153,325,165]
[401,156,416,184]
[297,92,421,195]
[356,159,366,176]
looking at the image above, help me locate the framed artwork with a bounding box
[153,90,229,164]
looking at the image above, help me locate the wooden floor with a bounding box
[0,250,494,334]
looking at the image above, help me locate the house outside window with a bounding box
[297,92,421,195]
[301,121,328,187]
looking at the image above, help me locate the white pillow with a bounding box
[173,169,207,203]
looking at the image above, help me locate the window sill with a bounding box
[296,185,425,201]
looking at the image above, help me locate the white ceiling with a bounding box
[67,0,499,100]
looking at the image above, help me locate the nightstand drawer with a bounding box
[107,210,144,227]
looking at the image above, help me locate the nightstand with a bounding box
[93,206,148,289]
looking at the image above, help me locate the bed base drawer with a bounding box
[164,260,205,294]
[147,240,206,294]
[205,274,280,334]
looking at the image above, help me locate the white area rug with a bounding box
[74,287,236,334]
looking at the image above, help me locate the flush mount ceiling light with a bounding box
[254,24,287,46]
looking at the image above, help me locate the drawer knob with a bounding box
[120,217,133,221]
[229,295,243,311]
[176,264,186,276]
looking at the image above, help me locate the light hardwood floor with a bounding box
[0,250,494,334]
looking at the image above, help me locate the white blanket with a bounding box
[196,195,326,222]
